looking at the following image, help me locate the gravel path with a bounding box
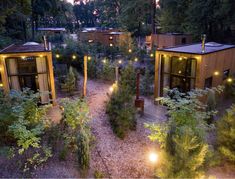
[86,80,166,178]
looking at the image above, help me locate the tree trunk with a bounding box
[151,0,156,34]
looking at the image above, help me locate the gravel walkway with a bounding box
[86,80,166,178]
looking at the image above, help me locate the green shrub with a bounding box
[119,65,136,95]
[98,59,115,81]
[217,104,235,163]
[77,129,90,171]
[106,85,136,139]
[61,66,76,95]
[145,89,216,178]
[140,68,154,96]
[88,57,98,79]
[94,170,104,178]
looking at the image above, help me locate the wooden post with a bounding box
[83,55,88,97]
[136,71,140,100]
[47,53,56,106]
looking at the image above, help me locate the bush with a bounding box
[140,68,154,96]
[0,88,52,172]
[98,59,115,81]
[77,129,90,171]
[106,83,136,139]
[217,104,235,163]
[119,65,136,95]
[61,66,77,95]
[145,89,216,178]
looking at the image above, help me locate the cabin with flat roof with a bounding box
[146,33,193,50]
[0,42,56,104]
[154,42,235,99]
[79,28,131,47]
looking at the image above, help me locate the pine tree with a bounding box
[217,105,235,163]
[63,67,76,95]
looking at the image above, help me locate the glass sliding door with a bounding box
[160,55,197,94]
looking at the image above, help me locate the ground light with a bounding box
[149,152,158,163]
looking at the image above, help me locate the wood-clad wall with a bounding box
[154,48,235,99]
[200,48,235,87]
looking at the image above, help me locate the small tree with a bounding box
[141,68,154,96]
[145,89,216,178]
[63,66,76,95]
[217,105,235,163]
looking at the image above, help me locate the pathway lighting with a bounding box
[149,152,158,163]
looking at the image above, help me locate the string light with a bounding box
[88,56,91,60]
[39,54,43,57]
[128,49,132,53]
[110,43,113,47]
[0,83,3,87]
[227,78,233,83]
[21,56,26,59]
[179,57,183,61]
[149,152,158,163]
[134,57,138,62]
[118,60,122,64]
[56,54,60,58]
[102,59,106,64]
[72,55,76,60]
[150,53,154,57]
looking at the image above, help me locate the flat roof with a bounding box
[37,27,66,32]
[157,42,235,55]
[0,42,50,54]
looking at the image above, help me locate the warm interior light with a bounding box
[21,56,26,59]
[149,152,158,163]
[0,67,2,71]
[39,54,43,57]
[56,54,60,58]
[214,71,219,76]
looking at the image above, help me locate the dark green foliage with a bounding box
[140,68,154,96]
[61,66,77,95]
[94,170,104,178]
[146,89,218,178]
[119,65,136,95]
[98,59,115,81]
[217,105,235,163]
[77,129,90,171]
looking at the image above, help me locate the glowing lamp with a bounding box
[150,53,154,57]
[102,59,106,64]
[88,56,91,60]
[128,49,132,53]
[214,71,219,76]
[227,78,233,83]
[0,83,3,87]
[118,60,122,64]
[110,43,113,47]
[149,152,158,163]
[109,86,114,92]
[56,54,60,58]
[134,57,138,62]
[72,55,76,60]
[21,56,26,59]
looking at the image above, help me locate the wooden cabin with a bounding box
[0,42,56,105]
[79,28,131,47]
[154,42,235,99]
[146,33,192,50]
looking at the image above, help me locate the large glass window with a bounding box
[161,55,197,94]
